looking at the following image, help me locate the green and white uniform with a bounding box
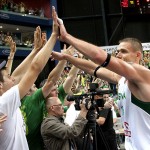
[118,77,150,150]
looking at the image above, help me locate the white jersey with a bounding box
[0,85,29,150]
[118,77,150,150]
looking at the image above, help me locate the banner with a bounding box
[101,43,150,53]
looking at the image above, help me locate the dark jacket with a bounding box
[41,115,87,150]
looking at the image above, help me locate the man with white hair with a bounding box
[41,97,88,150]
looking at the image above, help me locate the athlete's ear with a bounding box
[136,51,141,58]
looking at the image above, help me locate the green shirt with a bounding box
[20,88,46,150]
[58,85,68,112]
[20,86,67,150]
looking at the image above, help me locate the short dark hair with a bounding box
[119,38,143,53]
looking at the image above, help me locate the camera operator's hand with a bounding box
[104,101,112,109]
[104,97,113,109]
[79,100,88,119]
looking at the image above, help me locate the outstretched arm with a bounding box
[63,65,79,94]
[52,51,120,84]
[5,36,16,75]
[51,7,150,103]
[11,26,45,85]
[18,6,59,99]
[54,8,148,84]
[61,47,81,93]
[42,44,78,98]
[57,23,133,80]
[41,45,68,98]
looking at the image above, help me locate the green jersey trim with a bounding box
[131,94,150,115]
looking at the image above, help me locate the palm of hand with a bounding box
[34,27,42,50]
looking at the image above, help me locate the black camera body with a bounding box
[66,94,85,110]
[89,83,99,92]
[66,83,113,110]
[67,94,104,110]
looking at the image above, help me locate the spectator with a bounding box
[102,91,117,124]
[20,44,68,150]
[96,92,118,150]
[41,97,88,150]
[40,46,80,111]
[0,6,58,150]
[20,45,79,150]
[3,30,48,150]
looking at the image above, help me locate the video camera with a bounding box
[66,83,113,110]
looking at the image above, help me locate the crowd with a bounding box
[0,6,150,150]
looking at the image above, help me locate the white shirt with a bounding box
[64,102,80,126]
[0,85,29,150]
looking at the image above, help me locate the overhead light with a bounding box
[0,26,3,29]
[16,28,19,31]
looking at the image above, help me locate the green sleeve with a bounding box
[58,85,68,112]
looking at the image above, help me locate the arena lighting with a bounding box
[121,0,150,14]
[121,0,141,7]
[121,0,129,7]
